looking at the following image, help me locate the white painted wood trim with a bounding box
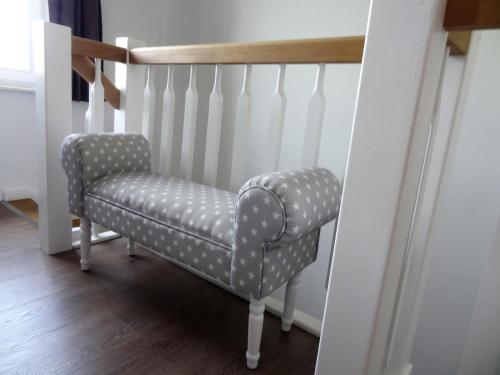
[180,65,199,181]
[262,64,287,173]
[301,63,326,166]
[114,37,146,134]
[203,64,224,186]
[265,296,322,337]
[0,187,39,203]
[315,1,448,374]
[230,64,252,192]
[381,32,483,374]
[33,21,73,255]
[85,58,104,134]
[381,46,450,372]
[142,66,156,146]
[159,65,175,175]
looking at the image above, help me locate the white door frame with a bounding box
[315,0,449,374]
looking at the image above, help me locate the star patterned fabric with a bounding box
[61,133,341,299]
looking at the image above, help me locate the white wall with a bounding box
[411,30,500,375]
[0,90,38,201]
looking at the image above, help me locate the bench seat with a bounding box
[85,171,236,282]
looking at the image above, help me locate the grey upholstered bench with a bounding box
[61,132,341,369]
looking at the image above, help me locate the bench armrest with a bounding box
[238,166,341,243]
[231,167,341,297]
[60,133,151,216]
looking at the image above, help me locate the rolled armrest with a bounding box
[230,166,341,297]
[60,133,151,216]
[238,166,341,244]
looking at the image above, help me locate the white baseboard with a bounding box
[265,296,322,337]
[0,187,38,203]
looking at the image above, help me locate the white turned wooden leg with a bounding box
[246,298,265,370]
[127,239,135,256]
[281,271,302,332]
[80,218,91,271]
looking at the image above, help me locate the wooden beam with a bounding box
[129,36,365,65]
[447,31,472,55]
[72,36,127,63]
[444,0,500,30]
[72,55,121,109]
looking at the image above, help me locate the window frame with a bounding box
[0,0,48,92]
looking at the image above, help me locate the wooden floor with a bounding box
[0,204,319,374]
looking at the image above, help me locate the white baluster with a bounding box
[262,64,287,173]
[142,66,156,144]
[159,65,175,175]
[301,63,326,166]
[203,64,224,186]
[114,37,147,134]
[180,65,199,181]
[230,64,252,192]
[85,58,104,133]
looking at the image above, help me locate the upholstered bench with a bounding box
[60,133,341,369]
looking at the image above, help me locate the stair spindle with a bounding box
[159,65,175,175]
[301,63,326,166]
[262,64,287,173]
[203,64,224,186]
[180,65,199,181]
[230,64,253,192]
[142,66,156,146]
[85,58,104,133]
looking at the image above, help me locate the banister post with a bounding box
[33,21,73,254]
[114,37,146,134]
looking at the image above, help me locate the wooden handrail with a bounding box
[71,31,473,69]
[129,37,365,65]
[72,36,127,63]
[128,34,472,65]
[72,55,121,109]
[444,0,500,30]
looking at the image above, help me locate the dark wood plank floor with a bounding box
[0,204,319,375]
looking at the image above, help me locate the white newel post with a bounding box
[33,21,73,254]
[114,37,146,134]
[315,0,448,374]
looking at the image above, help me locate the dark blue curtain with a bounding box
[48,0,102,102]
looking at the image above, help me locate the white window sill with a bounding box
[0,84,35,94]
[0,69,36,94]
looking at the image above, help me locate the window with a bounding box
[0,0,47,90]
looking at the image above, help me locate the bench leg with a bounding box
[246,298,265,369]
[80,218,91,271]
[127,239,135,256]
[281,271,302,332]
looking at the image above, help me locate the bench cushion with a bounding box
[86,171,237,250]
